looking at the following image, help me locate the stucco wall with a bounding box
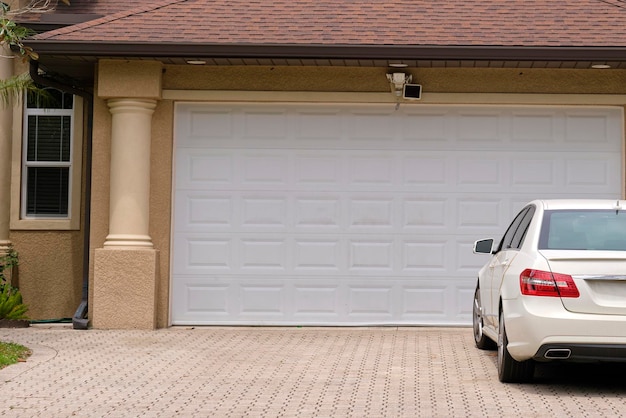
[150,100,174,328]
[162,66,626,94]
[9,231,83,320]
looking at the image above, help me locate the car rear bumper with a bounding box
[502,296,626,361]
[533,343,626,362]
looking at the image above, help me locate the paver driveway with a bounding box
[1,326,626,417]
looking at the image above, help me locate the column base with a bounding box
[103,234,153,248]
[92,248,159,329]
[0,240,12,255]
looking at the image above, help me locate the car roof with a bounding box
[529,199,626,210]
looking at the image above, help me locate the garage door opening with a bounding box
[171,103,623,325]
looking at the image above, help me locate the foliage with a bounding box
[0,72,44,107]
[0,0,72,106]
[0,2,38,60]
[0,341,31,369]
[0,245,18,282]
[0,246,28,321]
[0,284,28,320]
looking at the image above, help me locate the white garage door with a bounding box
[171,103,623,325]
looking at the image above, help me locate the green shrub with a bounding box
[0,247,18,282]
[0,284,28,320]
[0,246,28,320]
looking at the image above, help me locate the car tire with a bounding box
[497,311,535,383]
[473,285,496,350]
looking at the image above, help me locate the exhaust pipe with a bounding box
[544,348,571,359]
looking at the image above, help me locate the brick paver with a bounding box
[1,326,625,417]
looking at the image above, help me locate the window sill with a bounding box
[10,218,79,231]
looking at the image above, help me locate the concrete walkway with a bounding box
[1,325,626,417]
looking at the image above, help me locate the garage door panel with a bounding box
[175,149,234,188]
[294,196,342,229]
[402,156,448,186]
[172,103,623,325]
[456,198,503,229]
[401,112,448,142]
[402,240,448,271]
[175,233,472,277]
[241,153,289,185]
[402,286,448,316]
[173,234,233,274]
[348,198,395,228]
[565,156,620,189]
[512,158,557,187]
[175,193,234,230]
[457,112,502,142]
[241,197,289,228]
[172,276,472,324]
[241,110,289,141]
[564,113,615,145]
[348,155,396,185]
[293,285,340,316]
[294,155,343,185]
[348,239,394,271]
[294,239,343,271]
[402,198,448,229]
[240,238,289,270]
[456,157,504,189]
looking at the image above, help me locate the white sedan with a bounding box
[473,199,626,383]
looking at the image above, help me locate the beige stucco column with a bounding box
[0,45,14,254]
[92,60,162,329]
[104,98,156,248]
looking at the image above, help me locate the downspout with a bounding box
[29,60,93,330]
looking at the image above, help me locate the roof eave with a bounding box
[24,41,626,62]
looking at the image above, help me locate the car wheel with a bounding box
[472,285,496,350]
[497,310,535,383]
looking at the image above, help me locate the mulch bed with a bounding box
[0,319,30,328]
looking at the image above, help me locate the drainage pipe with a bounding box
[29,60,93,330]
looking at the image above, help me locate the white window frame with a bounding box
[10,94,83,230]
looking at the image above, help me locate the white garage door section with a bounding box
[171,103,623,325]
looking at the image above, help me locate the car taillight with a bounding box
[520,269,580,298]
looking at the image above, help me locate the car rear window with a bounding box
[539,210,626,250]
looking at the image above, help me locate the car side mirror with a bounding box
[473,239,494,254]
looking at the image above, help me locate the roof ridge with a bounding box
[33,0,189,40]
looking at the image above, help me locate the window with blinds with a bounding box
[22,89,74,218]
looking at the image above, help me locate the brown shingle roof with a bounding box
[15,0,151,23]
[32,0,626,47]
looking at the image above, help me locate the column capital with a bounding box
[107,98,157,114]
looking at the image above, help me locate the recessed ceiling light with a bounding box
[388,62,408,68]
[591,64,611,69]
[186,60,207,65]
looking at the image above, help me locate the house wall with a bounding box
[6,60,85,321]
[85,63,626,327]
[9,231,83,320]
[162,66,626,94]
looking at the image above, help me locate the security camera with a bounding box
[403,84,422,100]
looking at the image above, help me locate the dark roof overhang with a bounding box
[24,40,626,88]
[25,41,626,61]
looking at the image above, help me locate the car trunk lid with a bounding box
[541,250,626,315]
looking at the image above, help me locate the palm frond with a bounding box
[0,72,31,107]
[0,72,53,108]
